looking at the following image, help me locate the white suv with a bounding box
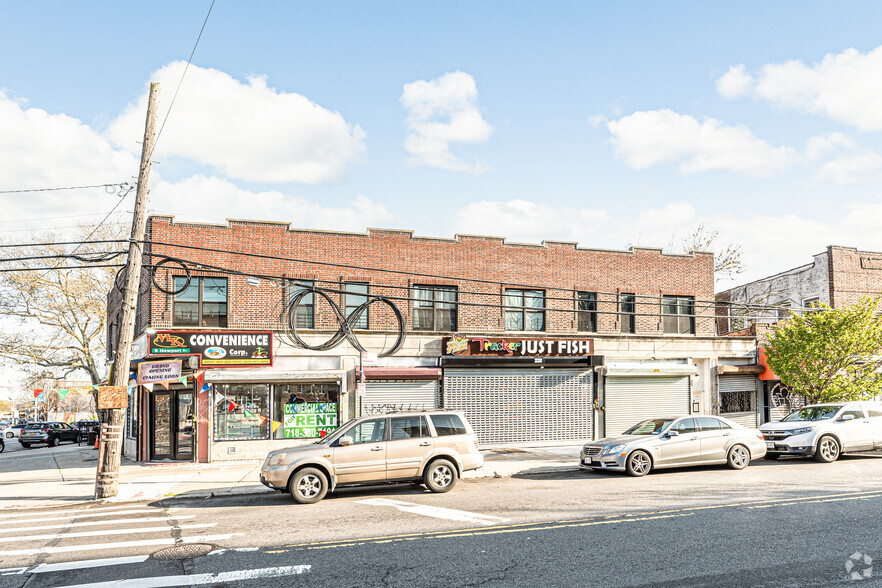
[760,402,882,462]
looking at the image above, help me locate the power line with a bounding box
[0,211,132,226]
[148,0,216,161]
[0,183,132,195]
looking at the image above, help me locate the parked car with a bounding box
[760,401,882,462]
[0,437,4,453]
[581,415,767,477]
[3,424,27,439]
[19,422,81,448]
[261,411,483,504]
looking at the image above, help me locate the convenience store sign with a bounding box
[283,402,338,439]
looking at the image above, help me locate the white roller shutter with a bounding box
[443,368,593,444]
[718,375,758,428]
[362,380,440,416]
[605,376,690,436]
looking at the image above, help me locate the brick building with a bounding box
[109,216,758,462]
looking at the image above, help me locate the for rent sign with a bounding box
[283,403,338,439]
[442,335,594,357]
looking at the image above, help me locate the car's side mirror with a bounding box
[338,436,354,446]
[666,430,680,438]
[840,414,855,422]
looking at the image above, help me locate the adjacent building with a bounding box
[108,216,760,463]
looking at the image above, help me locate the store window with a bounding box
[413,285,457,331]
[663,295,695,334]
[577,291,597,332]
[288,280,314,329]
[126,387,137,439]
[504,289,545,331]
[619,293,636,333]
[174,277,228,327]
[720,390,755,413]
[344,282,369,329]
[214,384,269,440]
[274,383,340,440]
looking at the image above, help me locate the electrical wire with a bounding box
[0,183,132,195]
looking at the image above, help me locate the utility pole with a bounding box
[95,82,159,499]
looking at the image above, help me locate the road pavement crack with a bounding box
[460,562,518,587]
[50,451,65,482]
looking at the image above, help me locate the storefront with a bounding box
[357,367,442,416]
[602,362,695,436]
[715,363,764,428]
[440,336,601,445]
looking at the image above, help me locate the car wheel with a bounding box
[5,432,12,438]
[815,435,840,463]
[21,443,30,448]
[764,453,781,460]
[50,436,60,447]
[289,468,328,504]
[626,450,652,477]
[424,458,458,493]
[0,441,4,453]
[726,444,750,470]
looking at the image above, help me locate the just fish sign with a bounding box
[148,331,273,367]
[442,335,594,357]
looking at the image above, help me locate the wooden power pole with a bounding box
[95,82,160,499]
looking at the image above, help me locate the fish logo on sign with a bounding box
[446,335,469,355]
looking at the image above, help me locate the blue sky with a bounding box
[2,1,882,287]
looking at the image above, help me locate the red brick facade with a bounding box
[828,246,882,308]
[107,216,717,350]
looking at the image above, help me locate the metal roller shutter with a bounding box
[362,380,440,416]
[605,376,690,436]
[718,374,758,428]
[443,368,593,444]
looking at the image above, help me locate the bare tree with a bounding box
[0,223,127,385]
[677,224,744,280]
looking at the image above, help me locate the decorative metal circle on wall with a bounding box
[283,287,406,357]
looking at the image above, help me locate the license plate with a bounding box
[582,458,592,465]
[766,442,775,449]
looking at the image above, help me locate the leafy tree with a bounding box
[0,223,126,385]
[765,297,882,404]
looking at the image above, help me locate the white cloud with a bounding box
[106,62,366,184]
[400,71,493,173]
[150,175,396,231]
[716,46,882,131]
[715,64,754,99]
[806,133,882,185]
[606,109,798,176]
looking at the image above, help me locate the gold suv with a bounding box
[260,411,483,504]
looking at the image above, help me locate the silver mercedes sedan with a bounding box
[580,416,767,477]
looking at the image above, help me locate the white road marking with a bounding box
[0,534,239,557]
[0,504,145,519]
[33,555,150,573]
[55,565,311,587]
[3,523,215,542]
[0,515,196,533]
[356,498,510,526]
[0,509,166,524]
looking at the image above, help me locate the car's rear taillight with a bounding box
[42,428,50,432]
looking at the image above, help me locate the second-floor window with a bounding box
[174,277,227,327]
[662,295,695,334]
[413,285,457,331]
[619,293,635,333]
[577,291,597,332]
[344,282,369,329]
[288,280,314,329]
[505,289,545,331]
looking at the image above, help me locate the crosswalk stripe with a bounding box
[0,534,239,557]
[56,565,312,587]
[0,515,196,534]
[3,523,215,543]
[0,505,145,520]
[2,509,165,524]
[33,555,150,574]
[356,498,510,526]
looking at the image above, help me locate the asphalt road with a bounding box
[2,455,882,587]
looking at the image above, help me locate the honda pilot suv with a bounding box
[261,411,483,504]
[760,401,882,462]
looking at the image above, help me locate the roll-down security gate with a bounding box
[604,376,691,436]
[362,380,440,416]
[443,368,594,444]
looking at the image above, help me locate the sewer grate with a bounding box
[151,543,216,561]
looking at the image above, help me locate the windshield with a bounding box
[622,419,675,435]
[782,405,843,422]
[23,423,46,430]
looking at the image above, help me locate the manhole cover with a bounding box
[151,543,215,560]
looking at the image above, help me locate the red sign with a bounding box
[442,335,594,357]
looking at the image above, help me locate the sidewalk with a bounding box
[0,443,582,510]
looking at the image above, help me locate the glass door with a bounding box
[174,392,195,460]
[152,393,172,460]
